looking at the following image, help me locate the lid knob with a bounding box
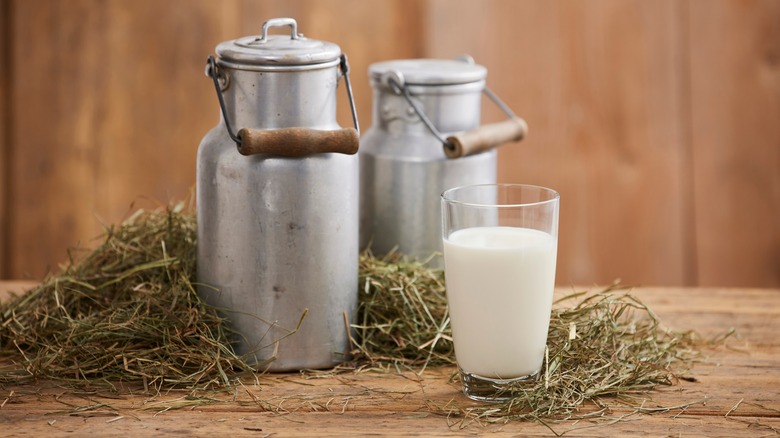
[259,17,300,43]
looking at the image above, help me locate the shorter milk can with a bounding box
[197,18,360,371]
[359,57,527,266]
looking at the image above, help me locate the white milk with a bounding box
[443,226,557,379]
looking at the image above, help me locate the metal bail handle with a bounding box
[206,55,360,157]
[383,57,528,159]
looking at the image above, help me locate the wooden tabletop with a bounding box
[0,282,778,437]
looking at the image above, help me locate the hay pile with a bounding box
[0,204,705,422]
[0,203,251,388]
[355,257,702,423]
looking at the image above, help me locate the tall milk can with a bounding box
[197,18,360,371]
[359,57,527,266]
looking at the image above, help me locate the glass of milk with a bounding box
[441,184,559,401]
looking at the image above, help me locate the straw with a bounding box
[0,204,718,425]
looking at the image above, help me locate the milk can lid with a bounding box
[368,58,487,85]
[215,18,341,67]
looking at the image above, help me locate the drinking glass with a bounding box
[441,184,560,401]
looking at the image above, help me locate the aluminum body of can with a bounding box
[196,18,359,371]
[359,59,498,267]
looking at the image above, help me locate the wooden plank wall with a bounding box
[1,0,778,287]
[427,0,695,286]
[0,0,8,278]
[688,0,780,287]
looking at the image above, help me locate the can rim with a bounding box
[369,59,488,85]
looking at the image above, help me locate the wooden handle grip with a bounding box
[237,127,360,157]
[444,118,528,159]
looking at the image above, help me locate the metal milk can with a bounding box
[197,18,360,371]
[359,57,527,266]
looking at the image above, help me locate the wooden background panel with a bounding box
[9,0,104,278]
[7,0,237,278]
[688,0,780,287]
[0,0,8,278]
[1,0,779,287]
[426,0,693,286]
[92,0,237,215]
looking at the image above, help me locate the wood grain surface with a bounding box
[687,0,780,287]
[0,0,9,279]
[427,0,695,287]
[1,0,778,287]
[1,283,778,436]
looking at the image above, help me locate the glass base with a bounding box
[459,366,541,402]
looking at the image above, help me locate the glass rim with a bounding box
[441,183,560,208]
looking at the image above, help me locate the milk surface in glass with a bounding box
[443,226,557,379]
